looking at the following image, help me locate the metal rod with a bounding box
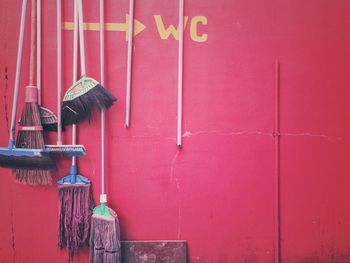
[10,0,27,144]
[37,0,41,104]
[125,0,134,128]
[100,0,106,196]
[29,0,36,86]
[57,0,62,145]
[274,60,281,263]
[77,0,86,76]
[177,0,184,147]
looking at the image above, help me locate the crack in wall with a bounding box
[182,130,342,142]
[4,66,9,132]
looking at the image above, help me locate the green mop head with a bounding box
[90,204,121,263]
[61,77,116,126]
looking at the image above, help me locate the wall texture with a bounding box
[0,0,350,262]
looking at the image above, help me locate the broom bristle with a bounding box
[58,184,94,260]
[89,209,121,263]
[14,102,55,185]
[40,106,58,132]
[62,84,117,126]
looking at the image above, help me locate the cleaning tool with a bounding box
[0,0,54,170]
[36,0,58,132]
[125,0,134,128]
[61,0,116,126]
[58,0,93,259]
[12,0,56,185]
[177,0,184,147]
[90,1,121,261]
[44,0,85,158]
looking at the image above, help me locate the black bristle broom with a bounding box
[61,0,116,126]
[14,0,56,185]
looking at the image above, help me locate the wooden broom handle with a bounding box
[29,0,36,86]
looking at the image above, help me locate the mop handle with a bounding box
[100,0,106,197]
[72,0,79,166]
[77,0,86,76]
[9,0,27,145]
[177,0,184,147]
[29,0,36,86]
[125,0,134,128]
[57,0,62,144]
[37,0,41,104]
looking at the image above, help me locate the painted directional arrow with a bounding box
[63,15,146,40]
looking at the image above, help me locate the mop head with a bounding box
[14,86,56,185]
[89,207,121,263]
[58,184,94,260]
[61,77,117,126]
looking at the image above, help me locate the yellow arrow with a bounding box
[63,15,146,40]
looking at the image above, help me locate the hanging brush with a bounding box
[61,0,116,126]
[14,0,56,185]
[90,1,120,261]
[57,0,93,260]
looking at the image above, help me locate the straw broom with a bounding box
[14,0,55,185]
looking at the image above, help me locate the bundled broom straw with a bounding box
[14,0,55,185]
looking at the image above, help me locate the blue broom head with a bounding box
[0,141,56,170]
[45,145,86,157]
[57,165,90,185]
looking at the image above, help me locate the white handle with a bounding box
[10,0,27,143]
[77,0,86,76]
[72,0,79,166]
[100,0,106,196]
[125,0,134,128]
[177,0,184,147]
[37,0,41,105]
[57,0,62,144]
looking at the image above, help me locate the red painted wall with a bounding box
[1,0,350,262]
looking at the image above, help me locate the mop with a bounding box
[90,1,121,261]
[0,0,55,172]
[61,0,116,126]
[57,0,93,259]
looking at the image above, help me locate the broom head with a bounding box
[14,85,56,185]
[61,77,117,126]
[40,106,58,131]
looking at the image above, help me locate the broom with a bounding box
[90,1,121,261]
[61,0,116,127]
[14,0,56,185]
[57,0,93,260]
[0,0,55,170]
[44,0,85,158]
